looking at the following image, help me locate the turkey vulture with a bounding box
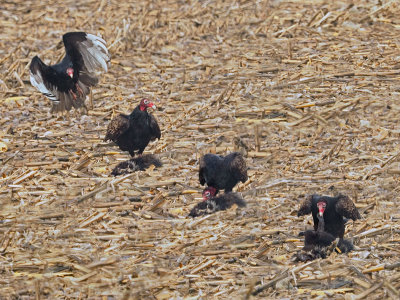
[298,194,361,241]
[188,187,246,217]
[104,99,161,156]
[111,154,162,176]
[199,152,248,195]
[29,32,110,112]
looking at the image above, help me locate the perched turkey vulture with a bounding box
[199,152,248,195]
[104,99,161,157]
[298,194,361,241]
[29,32,110,113]
[111,154,162,176]
[188,187,246,217]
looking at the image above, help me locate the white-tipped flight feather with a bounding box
[29,71,58,102]
[79,34,110,73]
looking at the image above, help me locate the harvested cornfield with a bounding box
[1,0,400,298]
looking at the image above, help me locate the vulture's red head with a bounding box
[66,68,74,78]
[202,187,217,201]
[139,98,156,111]
[317,201,327,217]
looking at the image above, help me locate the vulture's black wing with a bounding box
[199,156,207,186]
[298,195,313,216]
[62,32,110,75]
[229,152,248,183]
[149,114,161,140]
[29,56,59,103]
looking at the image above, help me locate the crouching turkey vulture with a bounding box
[111,154,162,176]
[188,187,246,217]
[29,32,110,113]
[104,99,161,157]
[199,152,248,195]
[298,194,361,244]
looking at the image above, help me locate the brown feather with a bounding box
[335,194,361,220]
[104,114,130,142]
[297,195,313,216]
[149,114,161,141]
[50,93,86,113]
[199,156,206,185]
[230,153,248,182]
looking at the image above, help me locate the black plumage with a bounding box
[303,215,336,250]
[29,32,110,112]
[199,152,248,195]
[111,154,162,176]
[104,99,161,157]
[294,215,336,262]
[188,189,246,217]
[298,194,361,240]
[336,239,354,253]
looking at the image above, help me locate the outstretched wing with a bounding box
[335,195,361,221]
[63,32,110,75]
[104,114,130,142]
[230,152,248,183]
[298,195,313,216]
[29,56,59,102]
[149,114,161,140]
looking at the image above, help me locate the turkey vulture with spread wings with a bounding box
[29,32,110,112]
[199,152,248,195]
[104,99,161,157]
[298,194,361,241]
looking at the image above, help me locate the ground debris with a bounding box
[1,0,400,298]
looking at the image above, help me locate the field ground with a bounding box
[1,0,400,298]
